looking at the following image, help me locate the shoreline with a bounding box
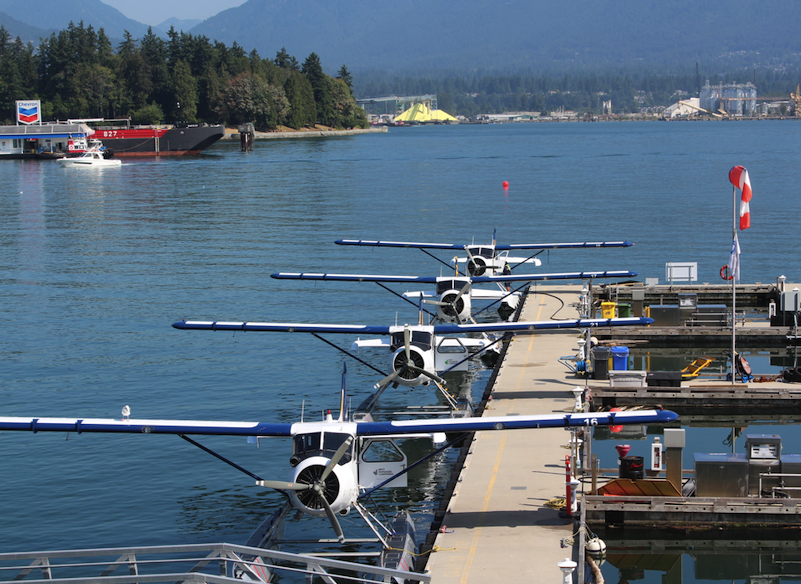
[220,116,800,141]
[221,126,387,140]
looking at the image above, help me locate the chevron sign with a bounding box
[16,100,41,124]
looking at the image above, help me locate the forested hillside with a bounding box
[0,23,367,130]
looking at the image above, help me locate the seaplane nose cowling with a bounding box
[392,347,427,386]
[438,292,468,322]
[288,456,353,517]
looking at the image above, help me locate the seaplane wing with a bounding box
[272,273,439,283]
[334,239,633,250]
[458,270,637,282]
[0,409,677,438]
[271,270,637,283]
[0,416,294,436]
[173,317,653,335]
[354,409,677,435]
[431,317,653,334]
[172,321,394,335]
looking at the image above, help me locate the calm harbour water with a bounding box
[1,121,800,581]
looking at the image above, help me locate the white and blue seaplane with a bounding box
[173,315,653,392]
[272,269,638,324]
[0,368,678,582]
[335,233,634,277]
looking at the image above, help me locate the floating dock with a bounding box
[421,285,619,582]
[422,282,801,582]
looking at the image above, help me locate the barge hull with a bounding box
[92,125,225,157]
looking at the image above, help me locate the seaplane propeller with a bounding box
[423,281,471,323]
[464,247,487,277]
[376,326,446,389]
[257,436,353,542]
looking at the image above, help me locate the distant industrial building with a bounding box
[662,98,707,118]
[356,94,457,124]
[700,81,757,116]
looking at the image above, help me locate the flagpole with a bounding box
[732,184,737,381]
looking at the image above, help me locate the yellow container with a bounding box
[601,302,616,319]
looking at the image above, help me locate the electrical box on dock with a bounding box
[694,453,748,497]
[781,289,800,312]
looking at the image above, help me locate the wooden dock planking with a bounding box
[585,495,801,527]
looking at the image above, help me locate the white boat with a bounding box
[59,147,121,167]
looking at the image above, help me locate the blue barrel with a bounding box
[611,346,630,370]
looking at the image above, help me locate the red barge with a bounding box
[76,119,225,157]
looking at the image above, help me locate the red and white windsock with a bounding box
[728,165,752,230]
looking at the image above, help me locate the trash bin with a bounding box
[611,346,630,371]
[618,303,631,318]
[620,456,644,480]
[601,302,616,319]
[592,346,610,380]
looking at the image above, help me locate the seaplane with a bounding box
[272,269,639,324]
[0,365,679,581]
[335,231,634,277]
[172,314,654,391]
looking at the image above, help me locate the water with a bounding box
[1,122,800,579]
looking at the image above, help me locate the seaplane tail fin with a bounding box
[339,363,348,422]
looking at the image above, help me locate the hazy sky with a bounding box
[101,0,247,26]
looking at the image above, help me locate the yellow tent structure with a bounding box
[394,102,457,123]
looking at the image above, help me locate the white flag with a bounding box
[728,234,741,282]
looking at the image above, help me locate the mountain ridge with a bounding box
[1,0,800,75]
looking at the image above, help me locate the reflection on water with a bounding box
[600,537,801,584]
[2,123,801,566]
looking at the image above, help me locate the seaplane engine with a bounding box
[437,291,470,322]
[467,256,487,277]
[288,455,357,517]
[391,345,432,386]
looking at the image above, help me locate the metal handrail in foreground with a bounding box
[0,542,431,583]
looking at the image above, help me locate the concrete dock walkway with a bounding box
[425,285,589,583]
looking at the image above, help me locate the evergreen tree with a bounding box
[139,28,170,112]
[284,69,315,129]
[274,47,299,71]
[337,64,353,94]
[171,59,197,123]
[302,52,332,125]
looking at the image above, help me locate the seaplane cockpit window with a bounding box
[436,279,469,295]
[322,432,354,465]
[411,331,433,351]
[293,432,353,464]
[293,433,321,459]
[390,331,433,352]
[467,246,495,259]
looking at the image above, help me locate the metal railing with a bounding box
[0,542,430,583]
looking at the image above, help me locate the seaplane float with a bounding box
[0,366,678,582]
